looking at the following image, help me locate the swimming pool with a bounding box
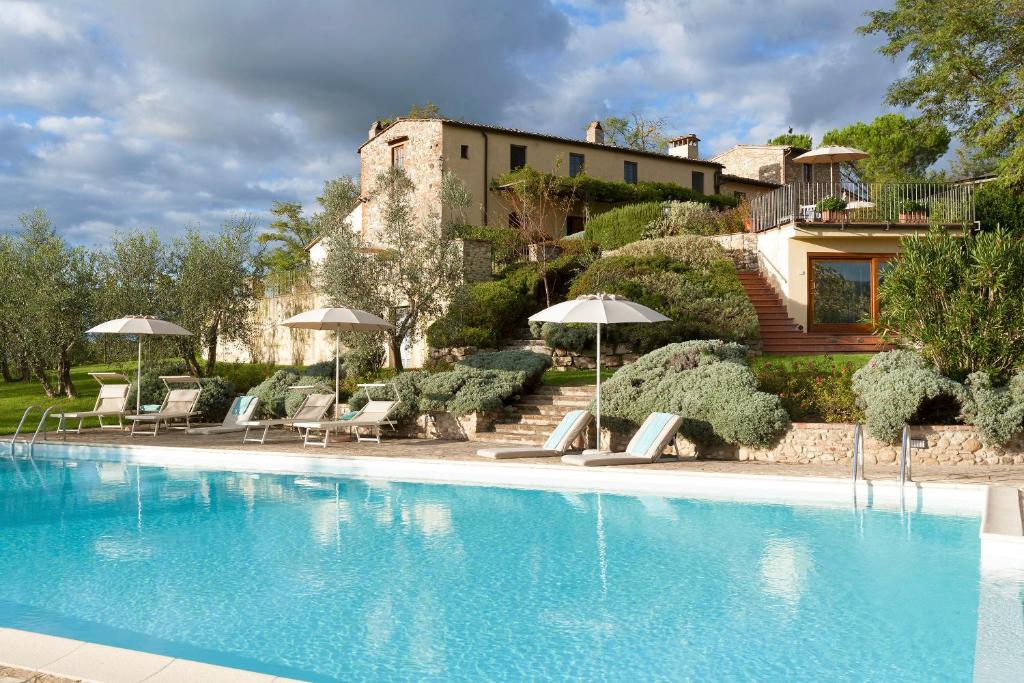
[0,452,1016,681]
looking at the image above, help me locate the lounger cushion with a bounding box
[561,452,653,466]
[542,410,591,452]
[626,412,679,458]
[476,447,560,460]
[188,425,247,435]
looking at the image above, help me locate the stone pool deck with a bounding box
[45,429,1024,488]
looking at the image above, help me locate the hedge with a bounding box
[584,203,663,250]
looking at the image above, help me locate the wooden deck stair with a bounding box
[488,385,594,446]
[738,272,888,354]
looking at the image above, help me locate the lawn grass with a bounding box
[748,353,875,372]
[0,363,109,436]
[541,368,619,387]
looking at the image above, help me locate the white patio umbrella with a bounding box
[280,307,394,418]
[793,146,870,184]
[86,316,193,415]
[529,294,669,451]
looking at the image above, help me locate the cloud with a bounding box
[0,0,908,245]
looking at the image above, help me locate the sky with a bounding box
[0,0,908,244]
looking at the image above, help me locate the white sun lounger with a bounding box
[126,387,203,437]
[293,400,401,447]
[187,395,260,435]
[561,412,683,466]
[55,372,131,434]
[241,393,335,444]
[476,409,593,459]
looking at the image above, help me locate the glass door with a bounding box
[809,256,892,332]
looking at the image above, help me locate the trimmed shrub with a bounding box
[964,371,1024,446]
[283,376,336,416]
[642,201,745,238]
[247,369,301,418]
[754,357,864,423]
[348,371,425,425]
[554,253,758,353]
[599,340,789,447]
[126,360,234,422]
[194,377,236,423]
[851,350,968,443]
[426,280,528,349]
[976,183,1024,233]
[584,202,663,250]
[613,234,730,270]
[212,362,288,393]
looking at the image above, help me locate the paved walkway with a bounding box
[48,429,1024,487]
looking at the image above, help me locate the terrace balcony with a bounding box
[748,181,976,233]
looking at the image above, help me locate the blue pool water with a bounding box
[0,454,993,681]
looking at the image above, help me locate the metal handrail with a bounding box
[2,405,40,453]
[851,423,865,486]
[898,424,912,486]
[29,406,60,447]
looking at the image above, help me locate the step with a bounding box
[518,396,592,407]
[496,414,566,427]
[533,386,596,397]
[492,424,551,437]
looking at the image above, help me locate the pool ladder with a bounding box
[1,405,60,454]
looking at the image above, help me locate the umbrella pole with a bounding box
[335,332,340,419]
[595,322,601,452]
[136,337,142,415]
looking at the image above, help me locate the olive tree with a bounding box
[316,168,462,371]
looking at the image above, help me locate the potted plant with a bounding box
[815,195,848,223]
[898,200,928,224]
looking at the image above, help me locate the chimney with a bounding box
[586,120,604,144]
[668,133,700,160]
[368,120,385,139]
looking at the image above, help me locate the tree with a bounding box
[316,176,361,228]
[950,144,1003,179]
[168,217,261,376]
[379,101,444,129]
[767,132,812,148]
[0,210,96,397]
[316,168,463,371]
[821,113,950,182]
[258,201,316,273]
[861,1,1024,187]
[600,114,669,152]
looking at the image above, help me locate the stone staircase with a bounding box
[488,385,595,445]
[738,271,889,354]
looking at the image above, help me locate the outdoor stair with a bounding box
[488,385,595,445]
[738,272,890,354]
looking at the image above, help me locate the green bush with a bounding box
[599,340,789,447]
[348,371,424,425]
[194,376,236,422]
[613,235,730,269]
[642,201,743,238]
[426,280,528,349]
[815,195,848,211]
[556,253,758,353]
[976,183,1024,233]
[302,360,338,380]
[283,376,336,416]
[754,357,863,423]
[247,369,301,418]
[851,350,968,443]
[584,202,663,250]
[212,362,288,393]
[453,225,528,270]
[878,228,1024,380]
[963,371,1024,446]
[125,361,235,422]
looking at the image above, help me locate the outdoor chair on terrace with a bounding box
[126,386,204,437]
[187,395,260,435]
[293,400,402,447]
[561,412,683,466]
[55,372,131,435]
[476,409,593,460]
[241,392,335,445]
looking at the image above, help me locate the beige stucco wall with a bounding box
[438,123,721,238]
[719,178,775,200]
[756,226,924,329]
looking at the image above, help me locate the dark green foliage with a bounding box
[211,363,289,393]
[975,184,1024,232]
[851,351,968,443]
[247,369,302,418]
[754,357,864,423]
[561,254,758,353]
[283,376,335,416]
[964,371,1024,446]
[453,225,529,270]
[767,133,813,148]
[125,360,235,422]
[302,360,337,380]
[877,228,1024,380]
[599,341,789,447]
[426,280,530,349]
[584,203,663,250]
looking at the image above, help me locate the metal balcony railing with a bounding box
[748,182,976,232]
[259,268,312,298]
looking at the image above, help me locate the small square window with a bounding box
[510,145,527,171]
[569,153,585,178]
[803,163,812,182]
[391,144,405,169]
[460,144,469,159]
[624,161,638,184]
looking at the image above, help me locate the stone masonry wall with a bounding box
[459,239,493,283]
[709,232,758,272]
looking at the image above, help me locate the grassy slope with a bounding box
[749,353,875,372]
[541,368,619,386]
[0,364,107,435]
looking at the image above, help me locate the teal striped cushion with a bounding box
[627,413,676,457]
[544,410,585,451]
[233,395,257,417]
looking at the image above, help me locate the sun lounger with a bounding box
[55,373,131,434]
[187,395,260,435]
[293,400,401,447]
[241,393,335,444]
[126,387,203,436]
[476,409,593,459]
[561,412,683,466]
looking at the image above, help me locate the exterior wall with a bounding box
[217,291,335,365]
[709,232,758,271]
[438,123,721,238]
[359,119,444,245]
[712,145,833,186]
[754,224,795,303]
[719,178,775,200]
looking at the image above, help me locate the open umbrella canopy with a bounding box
[792,146,870,164]
[281,307,394,418]
[529,294,669,325]
[530,294,669,452]
[280,307,392,332]
[86,316,193,415]
[86,315,192,337]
